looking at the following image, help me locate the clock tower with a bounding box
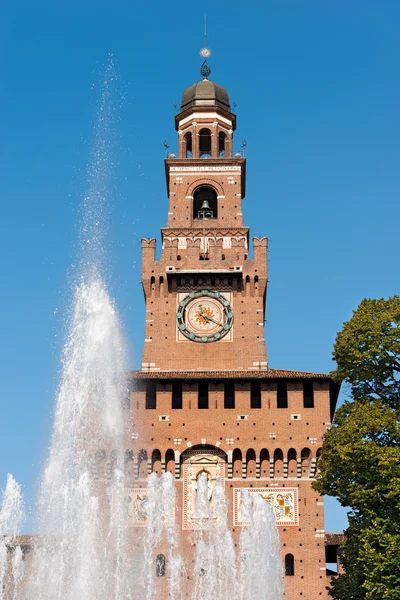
[141,67,268,372]
[131,55,340,600]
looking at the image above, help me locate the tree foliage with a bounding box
[333,296,400,409]
[314,296,400,599]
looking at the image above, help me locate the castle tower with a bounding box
[141,64,268,372]
[128,55,340,599]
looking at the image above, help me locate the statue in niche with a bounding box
[195,469,213,502]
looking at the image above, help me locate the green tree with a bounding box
[333,296,400,409]
[314,296,400,600]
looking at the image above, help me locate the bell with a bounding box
[200,199,211,210]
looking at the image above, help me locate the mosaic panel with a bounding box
[233,488,299,527]
[126,488,175,528]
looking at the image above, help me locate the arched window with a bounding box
[287,448,297,478]
[260,448,270,477]
[151,449,162,475]
[156,554,165,577]
[124,450,135,478]
[199,128,212,158]
[165,449,175,475]
[219,132,226,157]
[301,448,311,477]
[232,449,242,477]
[193,186,217,220]
[138,449,148,479]
[285,554,294,576]
[315,447,322,473]
[184,132,192,158]
[246,449,256,478]
[273,449,283,478]
[93,450,106,479]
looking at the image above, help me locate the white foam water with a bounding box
[22,57,132,600]
[0,474,25,600]
[2,57,285,600]
[237,490,284,599]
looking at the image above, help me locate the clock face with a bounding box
[176,290,234,343]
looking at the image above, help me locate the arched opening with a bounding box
[199,128,211,158]
[94,449,106,479]
[245,275,250,295]
[274,449,283,478]
[232,448,242,477]
[151,449,162,475]
[301,448,311,477]
[246,449,256,478]
[287,448,297,478]
[138,449,148,479]
[184,132,192,158]
[285,554,294,576]
[218,132,226,157]
[156,554,165,577]
[315,447,322,476]
[260,448,270,477]
[124,449,135,478]
[193,186,217,220]
[165,449,175,475]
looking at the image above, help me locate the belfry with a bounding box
[128,53,341,598]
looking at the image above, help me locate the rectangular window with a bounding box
[224,381,235,409]
[250,381,261,408]
[146,381,157,409]
[198,382,209,409]
[172,382,183,409]
[303,380,314,408]
[277,381,288,408]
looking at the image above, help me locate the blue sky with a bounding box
[1,1,399,532]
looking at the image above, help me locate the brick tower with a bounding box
[127,59,340,599]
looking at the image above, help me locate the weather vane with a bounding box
[200,15,211,79]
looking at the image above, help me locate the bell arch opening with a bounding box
[218,132,226,157]
[193,186,218,220]
[199,128,212,158]
[184,132,192,158]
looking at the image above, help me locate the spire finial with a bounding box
[200,15,211,79]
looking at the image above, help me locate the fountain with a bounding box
[0,474,24,600]
[1,58,285,599]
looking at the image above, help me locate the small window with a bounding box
[285,553,294,576]
[303,380,314,408]
[277,381,288,408]
[156,554,165,577]
[172,382,183,409]
[224,381,235,409]
[198,382,209,409]
[251,381,261,408]
[146,382,156,409]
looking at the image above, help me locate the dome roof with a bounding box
[181,79,230,112]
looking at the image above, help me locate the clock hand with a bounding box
[202,314,223,327]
